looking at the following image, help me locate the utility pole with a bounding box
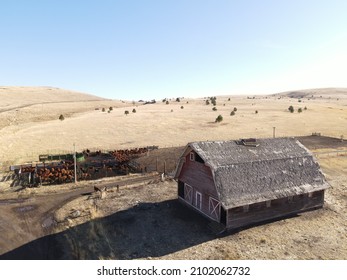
[73,143,77,184]
[273,127,276,138]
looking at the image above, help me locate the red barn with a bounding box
[174,138,329,230]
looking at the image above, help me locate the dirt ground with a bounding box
[0,87,346,260]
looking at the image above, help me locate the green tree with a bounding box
[132,108,136,113]
[215,115,223,123]
[288,105,294,113]
[59,114,65,121]
[176,97,180,102]
[230,111,235,116]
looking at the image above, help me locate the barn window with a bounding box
[196,191,202,210]
[189,152,195,161]
[243,205,249,212]
[266,200,271,208]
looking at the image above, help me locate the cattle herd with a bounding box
[12,147,154,187]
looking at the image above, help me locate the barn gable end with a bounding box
[174,138,329,230]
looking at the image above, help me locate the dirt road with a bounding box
[0,174,159,258]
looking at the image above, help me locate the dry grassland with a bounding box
[0,87,346,166]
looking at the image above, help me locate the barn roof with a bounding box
[175,138,329,209]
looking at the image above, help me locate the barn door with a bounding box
[209,197,221,221]
[184,184,193,204]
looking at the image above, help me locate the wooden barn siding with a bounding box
[178,153,219,220]
[226,190,325,229]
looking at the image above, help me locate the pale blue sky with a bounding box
[1,0,347,100]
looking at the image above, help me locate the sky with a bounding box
[1,0,347,100]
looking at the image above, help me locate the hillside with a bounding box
[0,86,105,111]
[0,86,130,135]
[272,88,347,99]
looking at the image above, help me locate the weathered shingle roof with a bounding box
[176,138,329,209]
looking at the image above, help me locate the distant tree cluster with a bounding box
[230,107,237,116]
[288,105,307,113]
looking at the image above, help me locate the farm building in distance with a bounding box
[174,138,330,230]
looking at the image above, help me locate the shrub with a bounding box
[166,100,169,105]
[304,106,307,110]
[132,108,136,113]
[176,97,180,102]
[215,115,223,123]
[212,107,217,111]
[233,107,237,112]
[124,110,129,115]
[298,108,302,113]
[206,100,210,105]
[255,110,258,114]
[230,111,235,116]
[102,108,105,112]
[211,99,217,106]
[180,106,184,109]
[228,98,231,101]
[288,105,294,113]
[59,114,65,121]
[109,106,113,111]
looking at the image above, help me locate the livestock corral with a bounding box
[8,147,158,187]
